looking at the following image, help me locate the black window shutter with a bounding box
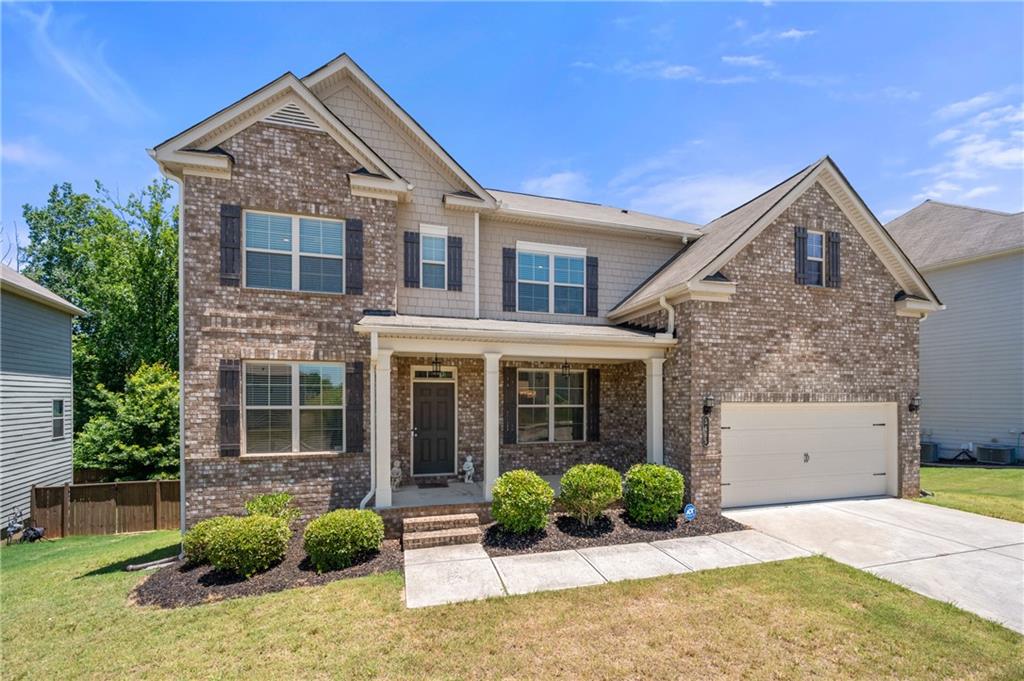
[346,362,364,453]
[502,366,517,444]
[586,368,600,441]
[502,248,516,311]
[794,226,808,285]
[345,220,364,295]
[218,359,241,456]
[447,236,463,291]
[585,256,599,317]
[826,231,842,288]
[220,204,241,286]
[404,231,420,288]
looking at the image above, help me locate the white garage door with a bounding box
[721,402,897,508]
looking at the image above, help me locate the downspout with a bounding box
[658,295,675,337]
[473,212,480,318]
[359,331,379,508]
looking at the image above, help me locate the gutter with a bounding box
[658,296,675,337]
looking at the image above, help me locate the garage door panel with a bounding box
[724,473,887,508]
[722,448,887,483]
[722,426,885,455]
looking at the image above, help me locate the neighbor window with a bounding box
[805,230,824,287]
[516,243,586,314]
[516,370,585,443]
[245,211,344,293]
[244,362,345,454]
[420,225,448,290]
[52,400,64,438]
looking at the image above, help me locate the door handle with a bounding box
[411,427,419,438]
[803,452,810,463]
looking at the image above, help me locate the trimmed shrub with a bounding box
[206,514,291,578]
[245,492,301,524]
[303,509,385,573]
[182,516,234,565]
[492,469,555,534]
[624,464,685,524]
[559,464,622,526]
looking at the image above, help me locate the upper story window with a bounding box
[420,225,448,290]
[244,211,344,293]
[805,230,824,287]
[52,399,64,439]
[516,369,586,443]
[516,242,586,315]
[243,361,345,454]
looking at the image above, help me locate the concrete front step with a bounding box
[403,513,479,533]
[403,526,482,550]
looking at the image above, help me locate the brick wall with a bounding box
[661,182,920,512]
[181,122,395,525]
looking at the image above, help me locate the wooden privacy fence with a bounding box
[31,480,179,538]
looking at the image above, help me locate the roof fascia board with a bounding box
[920,246,1024,273]
[353,320,676,349]
[896,297,943,318]
[607,279,735,322]
[491,204,702,239]
[348,173,410,202]
[0,279,85,316]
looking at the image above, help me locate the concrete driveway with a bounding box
[725,498,1024,633]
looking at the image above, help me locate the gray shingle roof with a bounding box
[0,263,85,316]
[885,201,1024,270]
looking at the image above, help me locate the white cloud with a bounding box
[913,180,961,202]
[935,91,1006,119]
[748,27,816,44]
[722,55,772,68]
[520,171,589,199]
[0,138,66,169]
[931,128,961,144]
[778,28,816,40]
[832,86,921,102]
[613,60,699,81]
[961,185,999,200]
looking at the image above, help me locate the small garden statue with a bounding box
[390,461,402,491]
[462,455,475,484]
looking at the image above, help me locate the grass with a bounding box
[919,467,1024,523]
[1,532,1021,680]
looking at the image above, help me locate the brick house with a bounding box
[149,54,942,528]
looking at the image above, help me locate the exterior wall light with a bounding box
[702,395,715,415]
[429,354,443,378]
[909,395,921,412]
[560,359,571,377]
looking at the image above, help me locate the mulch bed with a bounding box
[132,533,403,609]
[482,510,746,557]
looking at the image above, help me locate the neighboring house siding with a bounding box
[319,80,477,318]
[917,251,1024,456]
[478,217,683,324]
[0,290,73,523]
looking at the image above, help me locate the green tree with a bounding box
[73,362,180,480]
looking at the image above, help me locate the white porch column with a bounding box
[645,357,665,464]
[374,349,394,508]
[483,352,502,501]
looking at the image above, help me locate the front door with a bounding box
[412,382,456,475]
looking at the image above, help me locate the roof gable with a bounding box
[886,201,1024,270]
[610,157,941,319]
[1,264,84,316]
[303,54,496,208]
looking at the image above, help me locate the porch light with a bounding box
[429,354,443,378]
[560,359,571,377]
[702,395,715,415]
[909,395,921,413]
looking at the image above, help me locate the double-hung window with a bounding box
[516,242,586,314]
[244,362,345,454]
[805,230,824,286]
[245,211,344,293]
[516,370,585,443]
[420,225,447,290]
[52,399,64,438]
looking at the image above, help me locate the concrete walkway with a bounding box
[725,498,1024,633]
[403,529,810,608]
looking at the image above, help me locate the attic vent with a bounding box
[264,103,321,131]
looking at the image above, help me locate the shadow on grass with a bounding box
[76,543,181,579]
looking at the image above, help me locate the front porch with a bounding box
[355,314,677,510]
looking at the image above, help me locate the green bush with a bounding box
[303,509,385,573]
[182,516,235,565]
[559,464,622,526]
[205,515,291,578]
[245,492,301,524]
[492,470,555,534]
[624,464,685,524]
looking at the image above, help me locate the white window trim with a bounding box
[806,229,825,287]
[515,369,586,444]
[514,242,587,315]
[241,360,346,455]
[242,209,345,294]
[52,399,65,439]
[419,224,448,290]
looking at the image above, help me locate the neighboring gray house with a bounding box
[0,264,84,524]
[887,201,1024,461]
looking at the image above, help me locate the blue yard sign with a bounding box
[683,504,697,522]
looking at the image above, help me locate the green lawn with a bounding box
[1,532,1020,679]
[919,467,1024,523]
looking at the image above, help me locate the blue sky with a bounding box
[3,2,1022,264]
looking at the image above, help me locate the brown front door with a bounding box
[412,382,455,475]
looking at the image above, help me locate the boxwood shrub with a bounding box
[182,516,235,565]
[492,469,555,534]
[245,492,301,524]
[559,464,622,526]
[624,464,685,524]
[205,514,291,578]
[303,509,385,573]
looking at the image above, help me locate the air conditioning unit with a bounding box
[920,442,940,463]
[975,444,1017,466]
